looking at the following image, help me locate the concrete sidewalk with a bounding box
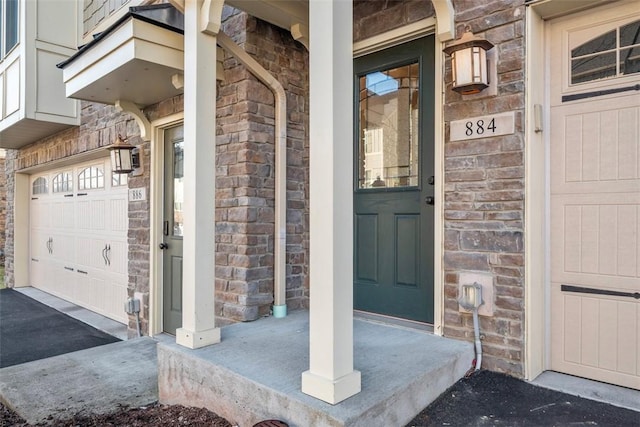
[0,337,159,424]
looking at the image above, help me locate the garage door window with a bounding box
[78,166,104,190]
[571,19,640,84]
[52,172,73,193]
[32,177,48,195]
[112,173,128,187]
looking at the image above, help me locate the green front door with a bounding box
[354,36,435,323]
[162,125,184,334]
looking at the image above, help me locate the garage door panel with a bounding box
[552,201,639,285]
[108,198,128,232]
[77,199,91,230]
[552,285,640,389]
[550,3,640,389]
[109,240,128,275]
[618,107,638,180]
[91,199,106,232]
[551,101,640,195]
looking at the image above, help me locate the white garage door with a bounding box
[549,3,640,390]
[30,157,129,323]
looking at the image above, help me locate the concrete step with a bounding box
[159,310,472,427]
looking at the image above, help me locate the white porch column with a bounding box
[301,0,361,405]
[176,0,221,349]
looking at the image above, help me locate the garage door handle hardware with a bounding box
[64,266,74,271]
[31,197,38,200]
[561,284,640,300]
[106,244,111,266]
[562,83,640,102]
[46,237,53,254]
[31,258,38,262]
[77,193,88,196]
[77,270,88,275]
[159,243,169,250]
[64,194,74,197]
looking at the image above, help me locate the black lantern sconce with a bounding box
[443,31,494,95]
[108,134,141,175]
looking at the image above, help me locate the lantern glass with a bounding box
[445,31,493,95]
[110,146,134,174]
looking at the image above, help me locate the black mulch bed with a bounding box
[407,370,639,426]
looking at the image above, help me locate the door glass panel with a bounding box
[620,46,640,75]
[172,140,184,237]
[357,62,420,189]
[570,19,640,84]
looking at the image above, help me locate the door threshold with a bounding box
[354,310,434,333]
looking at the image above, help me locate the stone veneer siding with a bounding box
[5,8,308,335]
[212,9,309,322]
[0,155,6,264]
[354,0,526,377]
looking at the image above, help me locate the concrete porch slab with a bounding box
[159,310,473,427]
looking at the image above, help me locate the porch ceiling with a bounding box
[58,5,184,108]
[226,0,308,33]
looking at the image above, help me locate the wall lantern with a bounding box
[443,31,494,95]
[108,134,139,174]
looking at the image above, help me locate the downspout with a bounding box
[217,32,288,318]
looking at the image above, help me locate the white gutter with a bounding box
[217,32,288,318]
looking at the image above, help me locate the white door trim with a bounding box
[149,112,184,336]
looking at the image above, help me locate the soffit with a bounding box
[527,0,620,20]
[226,0,308,32]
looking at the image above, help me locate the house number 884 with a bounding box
[465,118,496,136]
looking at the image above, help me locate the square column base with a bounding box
[301,370,361,405]
[176,326,221,349]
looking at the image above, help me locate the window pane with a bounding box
[620,46,640,75]
[78,166,104,190]
[5,0,18,54]
[173,140,184,237]
[112,172,128,187]
[52,172,73,193]
[357,62,419,189]
[571,52,616,84]
[32,177,48,195]
[571,30,616,58]
[620,20,640,47]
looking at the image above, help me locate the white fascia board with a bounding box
[62,19,183,84]
[64,40,138,96]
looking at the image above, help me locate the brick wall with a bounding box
[442,0,526,376]
[353,0,526,377]
[213,9,309,322]
[4,151,15,284]
[0,154,6,265]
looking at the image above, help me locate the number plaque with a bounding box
[450,111,515,141]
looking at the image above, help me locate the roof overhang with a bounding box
[226,0,308,33]
[59,5,184,107]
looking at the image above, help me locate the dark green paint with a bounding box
[354,36,435,323]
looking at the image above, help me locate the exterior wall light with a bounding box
[108,134,139,174]
[443,31,494,95]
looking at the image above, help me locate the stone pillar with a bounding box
[301,0,361,405]
[176,0,221,349]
